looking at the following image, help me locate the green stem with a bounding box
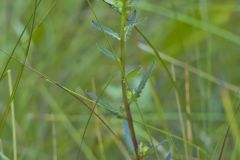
[0,0,38,135]
[120,1,140,159]
[7,70,17,160]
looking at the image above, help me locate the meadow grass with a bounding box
[0,0,240,159]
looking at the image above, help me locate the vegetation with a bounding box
[0,0,240,159]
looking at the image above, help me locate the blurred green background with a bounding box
[1,0,240,159]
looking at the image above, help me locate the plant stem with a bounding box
[7,70,17,160]
[120,0,139,159]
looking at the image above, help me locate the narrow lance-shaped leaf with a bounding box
[165,151,173,160]
[96,43,116,60]
[129,0,141,7]
[103,0,123,8]
[86,91,120,116]
[0,152,9,160]
[135,61,155,98]
[126,65,142,80]
[122,120,135,153]
[102,0,122,12]
[127,10,137,26]
[92,21,120,40]
[125,10,137,40]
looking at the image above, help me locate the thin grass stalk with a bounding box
[0,0,43,81]
[110,133,133,160]
[196,147,200,160]
[0,0,38,134]
[171,65,188,160]
[133,120,207,155]
[138,43,240,93]
[40,86,98,160]
[91,79,106,160]
[95,110,106,160]
[133,100,160,160]
[184,66,193,157]
[220,90,240,159]
[51,115,57,160]
[7,70,17,160]
[0,48,118,139]
[80,76,113,145]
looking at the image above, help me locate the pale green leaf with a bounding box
[125,10,137,40]
[135,62,155,98]
[86,91,120,116]
[122,120,134,153]
[92,21,120,40]
[97,44,116,60]
[126,65,141,80]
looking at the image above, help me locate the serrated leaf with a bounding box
[135,61,155,98]
[126,65,141,80]
[92,21,120,40]
[125,10,137,40]
[122,120,134,153]
[97,44,116,60]
[86,91,120,116]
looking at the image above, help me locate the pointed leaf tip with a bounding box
[122,120,135,153]
[86,91,120,116]
[166,151,173,160]
[127,10,137,26]
[92,21,120,40]
[97,44,116,60]
[125,10,137,40]
[135,61,155,98]
[126,65,142,80]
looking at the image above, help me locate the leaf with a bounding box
[122,120,134,153]
[103,0,123,8]
[139,142,150,157]
[0,152,9,160]
[102,0,123,12]
[135,61,155,98]
[126,65,142,80]
[165,151,173,160]
[103,0,116,6]
[127,10,137,26]
[92,21,120,40]
[125,10,137,40]
[129,0,142,7]
[86,91,120,116]
[97,44,116,60]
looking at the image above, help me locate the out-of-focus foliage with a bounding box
[1,0,240,159]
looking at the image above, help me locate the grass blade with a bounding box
[0,48,119,139]
[81,77,114,146]
[86,91,120,116]
[7,70,17,160]
[0,0,38,134]
[0,0,42,81]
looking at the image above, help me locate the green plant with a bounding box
[1,0,240,159]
